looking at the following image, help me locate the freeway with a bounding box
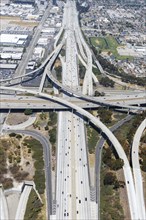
[15,185,32,220]
[0,186,9,220]
[0,95,101,110]
[0,92,146,109]
[55,2,97,219]
[41,36,145,111]
[132,119,146,220]
[0,84,140,219]
[39,40,65,93]
[0,112,8,134]
[56,113,96,219]
[46,66,146,111]
[95,114,133,218]
[0,0,144,219]
[73,3,94,95]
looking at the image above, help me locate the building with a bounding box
[12,0,35,5]
[0,34,28,46]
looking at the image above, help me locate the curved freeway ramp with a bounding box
[3,116,36,130]
[15,185,32,220]
[0,187,9,220]
[132,119,146,220]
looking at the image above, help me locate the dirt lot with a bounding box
[0,16,38,27]
[0,135,35,188]
[9,20,38,27]
[117,169,131,219]
[6,113,29,125]
[88,153,95,167]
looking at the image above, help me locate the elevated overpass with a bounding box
[0,85,140,220]
[0,186,9,220]
[132,119,146,220]
[0,94,146,111]
[15,184,32,220]
[0,0,145,218]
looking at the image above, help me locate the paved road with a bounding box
[5,129,52,219]
[0,112,8,134]
[132,119,146,220]
[0,79,140,219]
[0,0,143,218]
[55,2,96,218]
[39,41,64,92]
[0,187,9,220]
[3,116,36,130]
[15,185,32,220]
[0,93,146,111]
[14,4,53,80]
[95,114,133,218]
[1,86,146,114]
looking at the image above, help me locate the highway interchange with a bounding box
[0,0,146,219]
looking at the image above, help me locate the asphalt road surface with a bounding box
[95,114,133,217]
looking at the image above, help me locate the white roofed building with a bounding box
[0,34,28,46]
[33,47,45,59]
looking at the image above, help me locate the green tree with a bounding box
[98,108,112,124]
[9,133,16,137]
[49,128,56,144]
[24,109,33,115]
[111,159,124,170]
[141,160,146,172]
[94,90,105,97]
[48,112,57,126]
[39,112,46,120]
[99,77,115,87]
[104,172,117,185]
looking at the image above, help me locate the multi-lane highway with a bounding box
[0,0,145,219]
[0,92,146,111]
[0,82,140,219]
[55,2,97,219]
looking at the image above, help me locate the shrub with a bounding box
[48,112,57,126]
[9,133,16,137]
[111,159,124,170]
[24,109,33,115]
[104,172,117,185]
[16,134,22,139]
[141,159,146,172]
[49,127,56,144]
[2,178,13,189]
[99,77,115,87]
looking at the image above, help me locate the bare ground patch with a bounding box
[9,20,38,27]
[6,113,29,125]
[117,169,131,219]
[0,135,35,188]
[88,153,95,167]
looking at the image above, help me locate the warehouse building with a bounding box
[0,34,28,46]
